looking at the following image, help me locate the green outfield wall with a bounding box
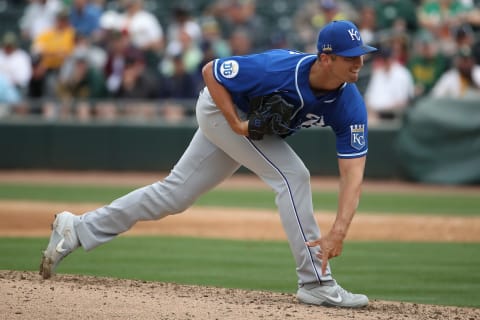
[0,120,401,179]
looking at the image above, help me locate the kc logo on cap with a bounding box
[317,20,377,57]
[347,28,361,41]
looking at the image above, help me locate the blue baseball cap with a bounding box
[317,20,377,57]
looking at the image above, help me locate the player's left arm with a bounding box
[307,155,366,275]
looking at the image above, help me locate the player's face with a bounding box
[329,55,364,83]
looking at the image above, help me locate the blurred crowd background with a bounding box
[0,0,479,124]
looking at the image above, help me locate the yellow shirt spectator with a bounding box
[33,10,75,71]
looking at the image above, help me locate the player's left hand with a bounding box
[306,231,344,275]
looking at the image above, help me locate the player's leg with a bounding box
[196,90,326,285]
[41,128,241,277]
[196,89,368,307]
[40,129,240,278]
[243,137,368,307]
[73,129,240,251]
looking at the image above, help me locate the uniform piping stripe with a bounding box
[245,137,322,283]
[291,55,316,119]
[213,59,222,83]
[337,149,368,158]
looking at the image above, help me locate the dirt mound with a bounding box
[2,271,478,320]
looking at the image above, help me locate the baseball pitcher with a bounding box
[40,20,377,308]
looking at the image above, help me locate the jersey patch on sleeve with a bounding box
[219,60,239,79]
[350,124,366,150]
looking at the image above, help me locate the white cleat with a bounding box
[39,211,80,279]
[297,281,369,308]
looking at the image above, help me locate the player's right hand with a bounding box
[234,120,249,137]
[306,231,344,275]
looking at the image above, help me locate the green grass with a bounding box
[0,183,478,215]
[1,236,479,308]
[1,181,478,307]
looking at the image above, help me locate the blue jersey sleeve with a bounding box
[213,55,267,94]
[335,121,368,159]
[332,87,369,159]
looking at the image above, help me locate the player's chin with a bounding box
[346,72,360,83]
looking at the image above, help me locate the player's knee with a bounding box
[166,196,196,215]
[293,164,311,184]
[270,164,310,193]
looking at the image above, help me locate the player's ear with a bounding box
[318,53,332,64]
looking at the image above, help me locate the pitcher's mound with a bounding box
[1,271,478,320]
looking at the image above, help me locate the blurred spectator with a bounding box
[31,9,76,98]
[27,56,48,114]
[98,7,122,33]
[293,0,357,52]
[199,16,231,59]
[116,51,158,100]
[162,26,204,77]
[353,2,378,76]
[103,31,136,96]
[389,31,411,65]
[118,0,164,53]
[69,33,107,73]
[365,47,415,123]
[167,5,203,47]
[32,9,76,71]
[374,0,418,33]
[207,0,265,50]
[315,0,356,26]
[0,32,32,92]
[454,23,475,48]
[452,23,480,63]
[229,28,253,56]
[157,54,199,123]
[357,3,377,46]
[0,73,22,117]
[159,54,200,99]
[116,50,160,119]
[418,0,473,57]
[56,52,107,119]
[19,0,63,42]
[195,18,231,84]
[268,31,289,49]
[464,3,480,28]
[91,0,106,9]
[431,46,480,98]
[407,30,449,97]
[69,0,103,39]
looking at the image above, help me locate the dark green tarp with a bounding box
[396,97,480,185]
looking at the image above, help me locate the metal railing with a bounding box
[1,97,199,125]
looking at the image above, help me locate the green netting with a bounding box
[396,96,480,185]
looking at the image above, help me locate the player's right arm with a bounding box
[202,61,249,136]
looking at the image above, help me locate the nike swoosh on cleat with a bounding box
[325,293,342,303]
[56,238,67,253]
